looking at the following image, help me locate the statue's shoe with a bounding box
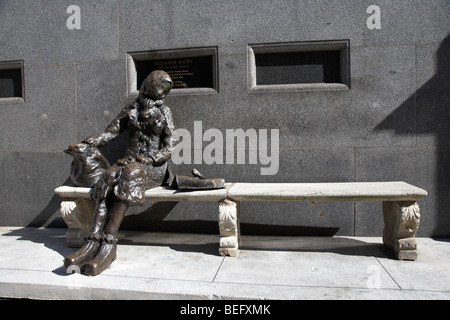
[84,242,117,276]
[64,240,100,271]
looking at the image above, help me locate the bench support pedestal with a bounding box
[218,199,240,257]
[60,199,95,248]
[382,201,420,261]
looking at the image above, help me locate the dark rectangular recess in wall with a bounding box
[0,65,23,98]
[249,40,350,91]
[255,50,341,85]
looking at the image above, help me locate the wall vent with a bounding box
[248,40,350,92]
[0,60,24,103]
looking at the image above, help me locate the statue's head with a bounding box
[139,70,173,100]
[64,142,89,156]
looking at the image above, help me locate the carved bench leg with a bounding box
[218,199,240,257]
[60,199,95,248]
[382,201,420,260]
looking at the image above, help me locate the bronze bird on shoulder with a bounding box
[64,143,110,187]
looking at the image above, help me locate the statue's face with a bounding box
[140,70,173,100]
[64,142,88,155]
[149,80,172,100]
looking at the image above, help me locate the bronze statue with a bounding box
[64,70,175,276]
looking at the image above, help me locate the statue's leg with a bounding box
[63,199,107,270]
[88,199,109,239]
[84,162,163,276]
[84,200,128,276]
[64,166,120,272]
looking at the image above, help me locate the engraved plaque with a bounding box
[135,55,214,89]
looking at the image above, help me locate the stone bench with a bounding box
[55,181,427,260]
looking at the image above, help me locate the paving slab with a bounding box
[216,237,399,289]
[0,227,449,300]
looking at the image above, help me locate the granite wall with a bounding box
[0,0,449,237]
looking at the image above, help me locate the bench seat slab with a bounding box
[227,182,427,202]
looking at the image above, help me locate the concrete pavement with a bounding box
[0,226,449,300]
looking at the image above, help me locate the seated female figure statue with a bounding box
[64,70,174,276]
